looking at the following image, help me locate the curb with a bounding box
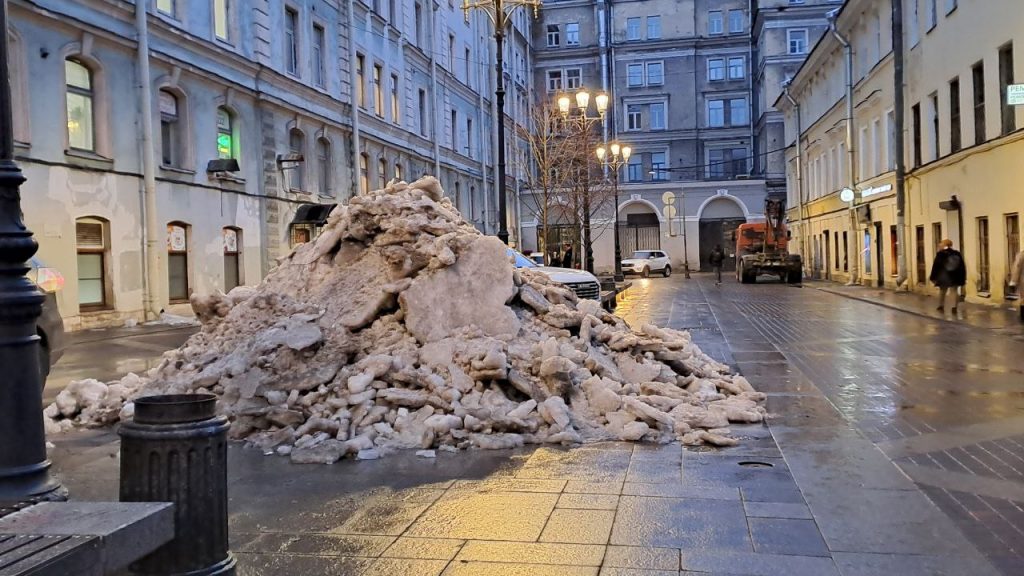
[810,285,965,326]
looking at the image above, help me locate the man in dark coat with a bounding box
[929,239,967,313]
[561,244,574,268]
[709,245,725,285]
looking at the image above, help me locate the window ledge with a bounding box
[160,165,196,176]
[288,188,311,196]
[65,149,114,168]
[210,172,245,185]
[79,305,114,314]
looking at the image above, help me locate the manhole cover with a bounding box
[737,461,774,468]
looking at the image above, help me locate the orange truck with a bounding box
[734,198,802,284]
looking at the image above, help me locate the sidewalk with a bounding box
[808,281,1024,337]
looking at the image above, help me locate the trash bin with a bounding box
[120,394,235,575]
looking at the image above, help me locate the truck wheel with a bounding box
[641,267,650,278]
[787,270,802,284]
[739,264,754,284]
[663,265,672,278]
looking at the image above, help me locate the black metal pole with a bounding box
[581,116,594,273]
[612,163,623,282]
[0,0,64,503]
[494,10,509,245]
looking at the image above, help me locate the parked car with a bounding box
[528,252,545,265]
[508,249,601,300]
[27,257,67,381]
[621,250,672,278]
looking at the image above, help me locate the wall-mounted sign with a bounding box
[661,191,676,205]
[167,225,187,252]
[223,228,238,253]
[1008,84,1024,106]
[861,183,893,198]
[840,188,855,203]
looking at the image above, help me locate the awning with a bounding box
[291,203,336,226]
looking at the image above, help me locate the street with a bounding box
[46,273,1024,576]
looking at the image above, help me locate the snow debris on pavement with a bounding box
[44,176,766,463]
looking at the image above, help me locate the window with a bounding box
[65,59,95,152]
[451,109,458,150]
[929,93,939,160]
[466,117,473,157]
[418,89,428,135]
[788,29,808,54]
[708,100,724,127]
[626,17,641,41]
[912,103,922,166]
[650,102,665,130]
[290,224,312,247]
[566,23,580,46]
[159,90,181,167]
[167,222,190,302]
[908,0,920,46]
[859,125,869,178]
[414,2,423,46]
[916,226,926,284]
[76,218,107,308]
[843,231,849,272]
[978,217,990,292]
[950,78,961,153]
[627,157,643,181]
[728,10,744,34]
[359,153,369,193]
[926,0,937,30]
[626,105,642,130]
[708,59,725,81]
[157,0,175,17]
[566,68,582,89]
[646,62,664,85]
[1007,214,1020,289]
[708,148,747,178]
[373,64,383,117]
[448,34,455,70]
[287,129,305,190]
[730,98,748,126]
[1000,44,1015,135]
[214,0,230,41]
[356,54,366,108]
[973,61,986,145]
[546,70,563,91]
[216,107,235,159]
[395,163,403,181]
[285,7,298,75]
[390,74,400,123]
[647,16,661,40]
[835,231,840,271]
[316,138,331,195]
[627,64,643,87]
[945,0,957,14]
[708,11,723,35]
[728,57,744,80]
[863,230,872,275]
[547,24,560,47]
[223,228,241,292]
[651,152,667,180]
[464,47,471,83]
[378,158,388,187]
[389,0,397,22]
[886,109,897,170]
[312,24,325,87]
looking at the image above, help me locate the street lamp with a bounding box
[462,0,542,246]
[596,142,631,282]
[0,1,64,503]
[556,88,608,273]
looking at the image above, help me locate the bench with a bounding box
[0,502,174,576]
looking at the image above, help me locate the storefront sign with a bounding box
[861,183,892,198]
[1008,84,1024,106]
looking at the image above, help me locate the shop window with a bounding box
[223,227,241,291]
[167,222,190,302]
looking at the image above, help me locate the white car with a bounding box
[508,249,601,300]
[621,250,672,278]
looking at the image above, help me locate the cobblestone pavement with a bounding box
[618,274,1024,575]
[46,274,1023,575]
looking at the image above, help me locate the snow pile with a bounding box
[45,176,765,463]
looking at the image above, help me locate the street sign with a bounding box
[663,205,677,219]
[661,191,675,205]
[1008,84,1024,106]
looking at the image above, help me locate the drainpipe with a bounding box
[136,1,161,320]
[829,10,859,285]
[598,0,609,144]
[892,0,909,288]
[429,2,441,177]
[474,13,490,233]
[782,83,808,278]
[347,0,362,192]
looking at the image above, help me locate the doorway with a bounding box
[823,230,831,280]
[699,218,746,272]
[874,222,884,287]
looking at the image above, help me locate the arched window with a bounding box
[159,89,181,166]
[288,128,305,190]
[316,138,331,196]
[223,227,242,291]
[377,158,387,187]
[359,153,369,194]
[216,107,236,159]
[167,222,190,302]
[394,163,403,181]
[65,59,95,151]
[75,217,109,309]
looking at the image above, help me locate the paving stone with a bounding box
[679,550,840,576]
[622,482,740,500]
[742,502,813,519]
[442,562,598,576]
[831,552,1003,576]
[455,541,605,566]
[406,492,558,541]
[540,509,615,544]
[565,481,624,495]
[232,532,395,556]
[364,557,448,576]
[749,518,829,557]
[599,569,676,576]
[452,478,567,493]
[334,501,431,536]
[610,496,751,550]
[557,493,620,510]
[382,537,465,560]
[235,552,372,576]
[602,545,680,570]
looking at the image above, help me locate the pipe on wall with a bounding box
[136,0,161,320]
[829,11,860,285]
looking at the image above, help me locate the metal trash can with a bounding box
[120,394,235,575]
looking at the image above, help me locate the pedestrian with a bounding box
[1009,247,1024,322]
[928,239,966,313]
[561,244,574,268]
[709,245,725,285]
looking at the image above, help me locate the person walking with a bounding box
[561,244,574,268]
[709,245,725,285]
[1010,247,1024,322]
[929,239,967,313]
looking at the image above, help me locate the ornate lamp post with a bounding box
[0,1,64,503]
[462,0,542,246]
[557,89,608,274]
[596,142,631,283]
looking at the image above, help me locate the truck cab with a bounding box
[734,200,802,284]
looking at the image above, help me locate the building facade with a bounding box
[780,0,1023,303]
[522,0,772,275]
[14,0,529,330]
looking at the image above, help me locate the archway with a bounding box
[698,196,747,272]
[618,200,661,258]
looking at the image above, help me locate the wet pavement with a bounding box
[46,274,1024,575]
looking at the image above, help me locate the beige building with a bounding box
[779,0,1023,302]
